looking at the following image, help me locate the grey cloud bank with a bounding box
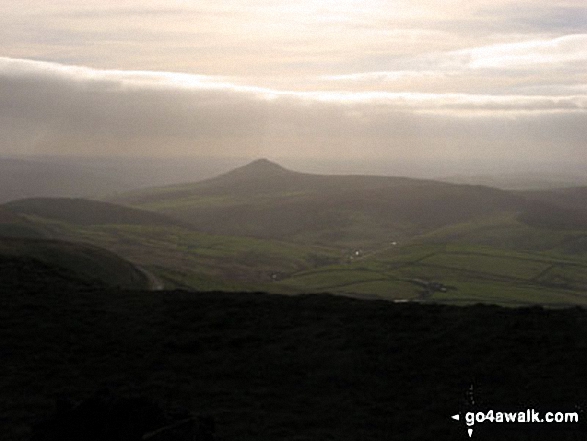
[0,57,585,174]
[0,0,586,177]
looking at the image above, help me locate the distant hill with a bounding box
[4,198,189,228]
[518,187,587,211]
[439,173,587,190]
[513,187,587,230]
[111,159,535,246]
[0,237,149,291]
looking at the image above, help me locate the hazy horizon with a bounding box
[3,152,587,180]
[1,1,586,174]
[1,154,586,204]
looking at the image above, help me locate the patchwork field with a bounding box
[3,161,587,307]
[2,201,585,307]
[276,243,587,306]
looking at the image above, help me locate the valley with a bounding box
[2,159,586,306]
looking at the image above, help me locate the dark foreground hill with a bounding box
[2,286,586,440]
[112,159,532,246]
[0,237,150,291]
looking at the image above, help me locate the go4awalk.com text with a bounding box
[451,409,580,437]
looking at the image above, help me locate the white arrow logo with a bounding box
[451,414,473,437]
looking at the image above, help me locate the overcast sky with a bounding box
[0,0,585,173]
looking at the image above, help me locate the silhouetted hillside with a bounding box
[2,288,587,440]
[210,158,293,183]
[29,390,216,441]
[111,159,528,246]
[0,237,149,291]
[0,255,109,292]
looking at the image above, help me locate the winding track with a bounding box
[135,265,165,290]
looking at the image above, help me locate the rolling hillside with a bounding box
[4,164,585,305]
[0,206,47,239]
[4,198,189,228]
[2,197,342,292]
[111,159,532,247]
[518,187,587,211]
[514,187,587,230]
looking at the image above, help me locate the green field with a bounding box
[20,215,343,292]
[5,196,587,306]
[276,242,587,306]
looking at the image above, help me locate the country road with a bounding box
[136,266,165,290]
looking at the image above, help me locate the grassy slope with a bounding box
[6,195,587,305]
[0,237,150,290]
[518,186,587,211]
[9,212,342,292]
[513,187,587,230]
[5,198,189,228]
[28,212,587,306]
[0,206,47,239]
[2,288,587,440]
[4,196,343,292]
[6,171,587,305]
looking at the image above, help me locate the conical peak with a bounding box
[241,158,288,173]
[220,158,292,180]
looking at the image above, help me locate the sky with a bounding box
[0,0,586,174]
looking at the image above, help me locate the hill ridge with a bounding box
[107,160,536,246]
[205,158,296,183]
[4,197,192,228]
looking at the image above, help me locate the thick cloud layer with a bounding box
[0,57,585,170]
[1,1,586,172]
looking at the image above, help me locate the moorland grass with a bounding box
[2,286,587,440]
